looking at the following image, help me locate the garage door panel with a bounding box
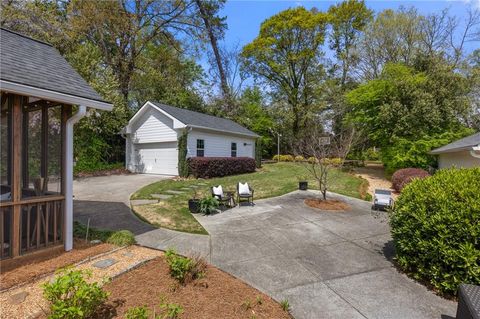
[135,142,178,175]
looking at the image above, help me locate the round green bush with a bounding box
[106,230,136,246]
[390,168,480,296]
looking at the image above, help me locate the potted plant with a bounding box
[199,196,219,215]
[188,189,201,213]
[298,175,308,191]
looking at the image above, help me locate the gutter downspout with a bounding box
[65,105,87,251]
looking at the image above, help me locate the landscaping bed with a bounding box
[0,239,114,291]
[131,162,367,234]
[101,256,292,319]
[305,198,351,211]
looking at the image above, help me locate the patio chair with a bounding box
[456,283,480,319]
[237,182,254,206]
[211,185,235,208]
[373,189,393,211]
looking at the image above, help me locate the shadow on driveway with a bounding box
[74,200,155,235]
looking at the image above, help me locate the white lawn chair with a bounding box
[373,189,393,211]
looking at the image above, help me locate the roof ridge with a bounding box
[151,101,238,124]
[1,27,53,47]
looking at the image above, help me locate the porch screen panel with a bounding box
[0,94,12,202]
[47,107,62,194]
[23,108,42,197]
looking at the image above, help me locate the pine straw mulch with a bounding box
[0,239,114,291]
[305,198,351,211]
[97,257,293,319]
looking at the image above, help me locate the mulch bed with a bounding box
[305,198,351,211]
[0,239,114,290]
[98,257,292,319]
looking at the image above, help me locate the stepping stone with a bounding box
[189,185,200,188]
[131,199,158,206]
[9,291,28,305]
[197,183,208,186]
[90,239,102,244]
[180,187,192,191]
[92,258,117,269]
[165,190,184,195]
[122,252,135,257]
[151,194,173,200]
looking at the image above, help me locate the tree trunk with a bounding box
[194,0,231,108]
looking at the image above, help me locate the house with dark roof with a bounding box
[0,28,112,261]
[124,101,258,175]
[430,132,480,168]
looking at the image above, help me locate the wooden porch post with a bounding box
[11,95,22,257]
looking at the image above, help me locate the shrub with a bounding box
[43,268,109,319]
[294,155,305,162]
[307,156,318,163]
[165,249,206,284]
[125,306,150,319]
[106,230,136,246]
[272,154,280,161]
[321,158,343,166]
[199,197,219,215]
[280,155,294,162]
[188,157,256,178]
[159,297,183,319]
[390,168,480,296]
[391,168,430,192]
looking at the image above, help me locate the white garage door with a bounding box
[135,142,178,175]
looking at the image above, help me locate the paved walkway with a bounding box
[73,174,167,234]
[74,176,456,319]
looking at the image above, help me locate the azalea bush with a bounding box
[390,168,480,296]
[391,168,430,192]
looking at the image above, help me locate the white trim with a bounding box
[126,101,186,133]
[0,80,113,111]
[64,105,87,251]
[187,124,259,138]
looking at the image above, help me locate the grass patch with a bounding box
[131,163,368,234]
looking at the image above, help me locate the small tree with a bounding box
[296,128,356,200]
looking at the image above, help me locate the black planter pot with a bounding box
[188,199,200,213]
[299,181,308,191]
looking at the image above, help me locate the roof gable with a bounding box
[0,28,111,110]
[430,132,480,154]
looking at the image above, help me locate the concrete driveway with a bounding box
[73,174,168,234]
[137,191,456,319]
[74,175,456,319]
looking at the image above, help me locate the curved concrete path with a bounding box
[73,174,166,234]
[74,175,456,319]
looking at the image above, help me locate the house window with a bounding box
[196,139,204,157]
[231,142,237,157]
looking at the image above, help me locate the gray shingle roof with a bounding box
[151,102,259,137]
[430,132,480,154]
[0,28,107,103]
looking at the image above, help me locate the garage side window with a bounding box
[196,139,205,157]
[231,142,237,157]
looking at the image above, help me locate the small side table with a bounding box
[225,191,236,208]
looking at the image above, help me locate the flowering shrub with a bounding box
[391,168,430,192]
[187,157,256,178]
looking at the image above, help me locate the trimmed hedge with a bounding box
[391,168,430,192]
[390,168,480,296]
[188,157,256,178]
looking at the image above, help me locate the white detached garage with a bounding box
[124,101,259,175]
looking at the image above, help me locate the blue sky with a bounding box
[219,0,479,52]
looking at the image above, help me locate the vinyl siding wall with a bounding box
[438,150,480,169]
[187,129,255,158]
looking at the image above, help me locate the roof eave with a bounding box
[187,124,259,138]
[430,145,478,155]
[0,80,113,111]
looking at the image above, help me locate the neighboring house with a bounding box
[0,28,112,263]
[124,101,259,175]
[430,132,480,169]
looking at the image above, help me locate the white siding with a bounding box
[131,107,177,143]
[187,129,255,158]
[438,150,480,169]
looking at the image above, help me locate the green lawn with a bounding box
[131,162,368,234]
